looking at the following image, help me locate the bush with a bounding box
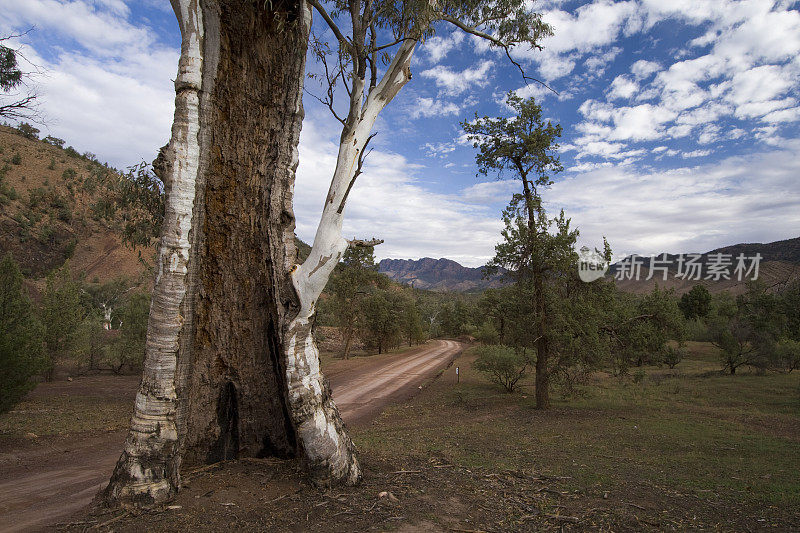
[27,187,45,208]
[15,122,39,140]
[43,135,65,148]
[47,157,56,170]
[106,292,150,373]
[0,254,48,413]
[11,152,21,165]
[475,321,500,345]
[62,168,77,181]
[662,345,684,369]
[473,344,530,393]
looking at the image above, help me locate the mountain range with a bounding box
[380,236,800,294]
[378,258,505,292]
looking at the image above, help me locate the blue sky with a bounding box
[2,0,799,266]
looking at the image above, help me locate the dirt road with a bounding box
[0,340,461,532]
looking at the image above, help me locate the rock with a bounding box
[378,491,399,502]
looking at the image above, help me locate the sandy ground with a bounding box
[0,340,461,532]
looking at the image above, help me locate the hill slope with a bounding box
[378,257,505,292]
[0,125,154,289]
[610,236,800,295]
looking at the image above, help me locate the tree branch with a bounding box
[439,15,557,95]
[308,0,352,52]
[348,238,384,247]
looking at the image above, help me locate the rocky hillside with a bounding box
[610,236,800,295]
[0,124,154,291]
[378,257,506,292]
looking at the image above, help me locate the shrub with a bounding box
[15,122,39,140]
[27,187,45,208]
[106,292,150,373]
[62,168,77,181]
[57,204,72,223]
[47,157,56,170]
[11,152,21,165]
[662,345,684,369]
[473,344,530,393]
[0,254,48,413]
[43,136,65,148]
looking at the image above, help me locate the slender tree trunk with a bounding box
[102,0,360,506]
[342,322,354,359]
[534,271,550,410]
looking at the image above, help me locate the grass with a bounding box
[0,376,138,439]
[354,342,800,512]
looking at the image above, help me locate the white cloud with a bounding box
[421,31,465,64]
[548,140,800,259]
[409,97,462,119]
[295,119,505,266]
[420,60,494,96]
[607,75,638,100]
[630,59,660,79]
[0,0,177,167]
[682,149,712,158]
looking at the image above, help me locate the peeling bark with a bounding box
[102,0,349,506]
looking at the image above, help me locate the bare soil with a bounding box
[0,341,459,532]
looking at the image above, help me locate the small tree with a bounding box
[40,262,84,380]
[473,344,529,393]
[679,284,711,320]
[106,292,150,373]
[1,34,39,121]
[328,245,382,358]
[0,253,46,413]
[465,93,565,409]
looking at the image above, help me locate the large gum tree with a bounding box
[103,0,551,507]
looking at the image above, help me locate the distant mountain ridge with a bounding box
[610,236,800,294]
[378,257,506,292]
[380,237,800,294]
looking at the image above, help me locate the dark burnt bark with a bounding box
[102,0,311,507]
[182,0,305,467]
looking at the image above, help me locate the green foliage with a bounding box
[475,320,500,345]
[610,286,687,372]
[27,186,44,208]
[705,282,798,374]
[359,291,406,354]
[40,262,85,380]
[115,161,164,248]
[43,135,65,148]
[62,167,77,181]
[47,157,55,170]
[462,92,563,189]
[679,284,712,320]
[10,151,21,165]
[0,254,47,413]
[473,344,529,393]
[106,292,150,373]
[0,44,23,91]
[90,197,116,221]
[15,122,39,140]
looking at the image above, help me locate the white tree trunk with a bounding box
[283,39,416,485]
[101,0,207,505]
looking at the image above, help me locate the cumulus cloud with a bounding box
[295,119,505,266]
[421,31,465,64]
[607,75,638,100]
[0,0,177,167]
[409,97,462,119]
[420,60,494,96]
[547,140,800,259]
